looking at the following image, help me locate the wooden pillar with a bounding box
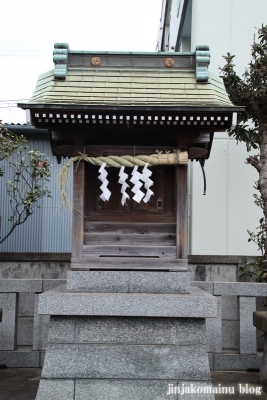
[72,140,85,259]
[72,160,85,259]
[176,165,188,259]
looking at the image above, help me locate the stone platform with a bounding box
[36,271,217,399]
[254,311,267,395]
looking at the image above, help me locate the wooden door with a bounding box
[82,164,177,264]
[85,164,175,221]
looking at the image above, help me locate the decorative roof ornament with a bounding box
[165,57,175,68]
[91,56,101,67]
[53,43,69,80]
[195,45,210,83]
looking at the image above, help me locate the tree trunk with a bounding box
[258,120,267,258]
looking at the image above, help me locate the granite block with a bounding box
[177,382,214,399]
[222,320,239,350]
[40,351,46,367]
[36,379,74,400]
[0,279,42,292]
[257,327,265,351]
[17,317,34,345]
[43,279,66,292]
[42,344,211,380]
[221,295,238,320]
[67,271,190,294]
[0,349,40,367]
[48,316,206,345]
[206,297,222,353]
[259,347,267,392]
[176,318,206,346]
[254,311,267,332]
[213,353,261,370]
[191,281,214,294]
[75,379,179,400]
[239,296,257,354]
[256,296,267,313]
[255,300,266,350]
[209,353,214,370]
[129,271,190,294]
[214,282,267,296]
[33,294,50,350]
[48,316,76,344]
[0,293,18,350]
[78,316,176,344]
[18,292,35,316]
[84,288,217,318]
[67,271,128,292]
[38,285,217,318]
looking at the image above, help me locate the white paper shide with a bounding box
[98,162,111,202]
[118,166,130,205]
[99,162,154,204]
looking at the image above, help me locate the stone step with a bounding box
[66,270,191,294]
[38,285,217,318]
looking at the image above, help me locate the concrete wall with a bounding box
[0,254,70,367]
[0,253,264,370]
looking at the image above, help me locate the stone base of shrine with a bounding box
[36,272,217,400]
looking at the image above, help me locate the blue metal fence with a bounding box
[0,125,73,252]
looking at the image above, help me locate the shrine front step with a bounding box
[71,256,188,271]
[83,221,176,233]
[83,222,177,247]
[82,244,177,258]
[83,232,176,246]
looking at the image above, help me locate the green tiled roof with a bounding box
[28,68,233,108]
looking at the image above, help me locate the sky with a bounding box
[0,0,162,123]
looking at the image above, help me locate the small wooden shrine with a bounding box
[19,44,243,400]
[19,43,242,270]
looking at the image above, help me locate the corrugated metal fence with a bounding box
[0,126,73,252]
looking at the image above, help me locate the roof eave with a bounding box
[18,103,245,113]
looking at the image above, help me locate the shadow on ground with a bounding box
[0,369,266,399]
[212,371,266,399]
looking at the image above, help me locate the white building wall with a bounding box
[189,0,266,255]
[168,0,183,49]
[189,135,260,255]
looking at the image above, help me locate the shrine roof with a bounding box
[19,44,242,112]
